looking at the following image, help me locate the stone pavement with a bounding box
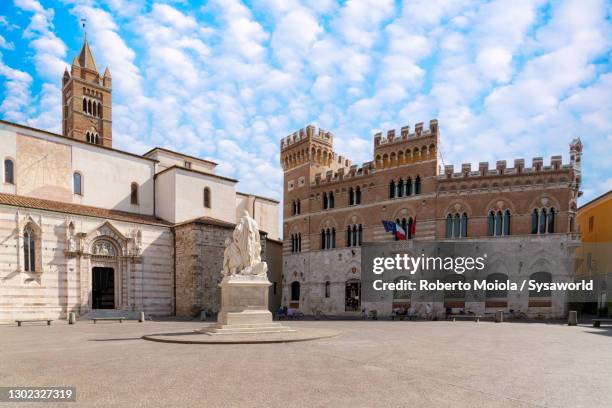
[1,320,611,407]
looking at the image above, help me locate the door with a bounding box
[92,267,115,309]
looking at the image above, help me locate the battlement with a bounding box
[280,124,333,151]
[374,119,438,148]
[440,155,570,180]
[313,162,375,186]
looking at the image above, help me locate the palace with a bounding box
[281,121,583,318]
[0,40,281,322]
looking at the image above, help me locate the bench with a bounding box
[450,315,482,322]
[92,317,126,324]
[592,318,612,327]
[16,319,52,327]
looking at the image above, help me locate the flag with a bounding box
[382,220,406,240]
[411,217,416,237]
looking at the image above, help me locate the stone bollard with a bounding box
[68,312,76,325]
[568,310,578,326]
[139,311,145,323]
[495,310,503,323]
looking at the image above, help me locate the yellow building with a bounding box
[577,190,612,314]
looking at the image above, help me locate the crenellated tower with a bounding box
[62,38,112,147]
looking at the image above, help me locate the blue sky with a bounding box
[0,0,611,205]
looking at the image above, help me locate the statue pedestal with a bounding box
[200,275,294,335]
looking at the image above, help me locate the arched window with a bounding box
[92,101,97,117]
[487,211,495,236]
[86,132,91,143]
[346,226,352,247]
[291,281,300,302]
[495,211,502,236]
[329,192,335,208]
[23,225,36,272]
[348,187,354,205]
[358,224,363,245]
[406,177,412,195]
[97,102,102,118]
[460,213,468,237]
[297,233,301,252]
[321,230,326,250]
[203,187,211,208]
[331,228,336,248]
[325,281,330,298]
[4,159,14,184]
[547,208,555,233]
[539,208,547,234]
[407,217,413,239]
[355,187,361,204]
[323,192,328,210]
[83,98,87,113]
[453,213,460,237]
[73,172,82,195]
[130,182,139,205]
[389,180,395,199]
[503,210,511,235]
[397,178,404,197]
[297,200,300,214]
[531,209,539,234]
[88,99,92,115]
[446,214,453,238]
[95,134,100,145]
[415,176,421,194]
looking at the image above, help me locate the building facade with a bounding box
[0,40,280,323]
[281,121,583,318]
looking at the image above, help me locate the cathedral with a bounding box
[281,121,583,318]
[0,40,281,322]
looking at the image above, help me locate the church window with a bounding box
[130,182,139,205]
[82,98,87,113]
[23,225,36,272]
[4,159,14,184]
[204,187,211,209]
[97,102,102,118]
[73,172,82,195]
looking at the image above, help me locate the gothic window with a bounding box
[397,178,404,197]
[495,211,503,236]
[86,132,91,143]
[321,229,325,249]
[73,172,82,195]
[503,210,511,235]
[539,208,547,234]
[358,224,363,245]
[204,187,211,208]
[92,101,97,117]
[297,200,300,214]
[487,211,495,236]
[329,192,335,209]
[88,99,92,115]
[406,177,412,196]
[94,133,100,145]
[4,159,14,184]
[460,213,468,237]
[325,281,330,298]
[346,226,352,247]
[348,187,354,205]
[415,176,422,194]
[23,225,36,272]
[130,182,139,205]
[446,214,453,238]
[547,208,555,233]
[323,192,328,210]
[82,98,87,113]
[97,102,102,118]
[531,209,539,234]
[389,180,396,199]
[453,213,460,237]
[355,187,361,204]
[331,228,336,248]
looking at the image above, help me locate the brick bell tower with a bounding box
[62,36,112,147]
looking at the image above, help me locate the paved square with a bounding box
[1,320,610,407]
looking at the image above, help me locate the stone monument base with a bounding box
[200,275,294,336]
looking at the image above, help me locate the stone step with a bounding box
[80,310,141,320]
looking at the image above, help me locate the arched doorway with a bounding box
[290,281,300,309]
[92,267,115,309]
[345,279,361,312]
[529,272,552,308]
[90,238,120,310]
[443,274,466,310]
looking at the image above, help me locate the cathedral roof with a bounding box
[78,39,98,71]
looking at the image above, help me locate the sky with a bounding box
[0,0,611,207]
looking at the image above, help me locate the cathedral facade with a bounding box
[281,121,583,318]
[0,40,280,323]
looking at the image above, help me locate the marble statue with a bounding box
[222,211,267,277]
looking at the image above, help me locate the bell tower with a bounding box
[62,37,112,147]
